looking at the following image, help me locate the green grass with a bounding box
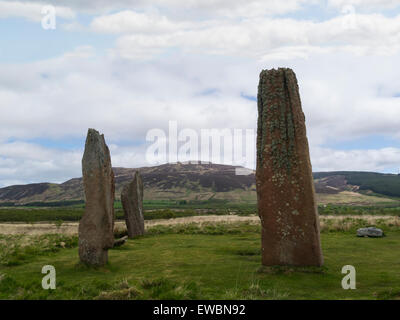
[318,204,400,216]
[0,206,255,223]
[2,202,400,223]
[1,222,399,300]
[0,208,86,222]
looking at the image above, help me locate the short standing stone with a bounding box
[121,171,144,238]
[79,129,115,266]
[357,227,384,238]
[256,68,324,266]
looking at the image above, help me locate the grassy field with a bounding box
[0,208,244,223]
[0,199,259,223]
[316,191,399,206]
[1,199,400,223]
[1,221,399,300]
[0,205,399,223]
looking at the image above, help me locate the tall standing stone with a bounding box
[121,171,144,238]
[256,68,323,266]
[79,129,115,266]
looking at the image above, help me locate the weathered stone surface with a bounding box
[121,171,144,238]
[256,68,323,266]
[357,227,384,237]
[79,129,115,266]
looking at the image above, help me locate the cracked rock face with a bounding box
[79,129,115,266]
[256,68,323,266]
[121,171,144,238]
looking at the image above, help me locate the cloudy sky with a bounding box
[1,0,400,187]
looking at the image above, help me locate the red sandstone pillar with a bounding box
[256,68,323,266]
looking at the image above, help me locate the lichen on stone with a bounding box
[257,68,299,175]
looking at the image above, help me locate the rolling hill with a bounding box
[0,163,399,205]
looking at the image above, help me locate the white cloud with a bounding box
[0,1,75,22]
[328,0,400,11]
[106,13,400,60]
[311,147,400,172]
[0,140,154,187]
[0,47,257,144]
[1,46,399,145]
[0,141,82,187]
[0,0,314,17]
[91,10,182,34]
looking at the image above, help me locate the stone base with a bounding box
[261,226,324,267]
[79,242,108,267]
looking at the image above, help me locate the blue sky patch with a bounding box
[323,135,400,151]
[241,93,256,101]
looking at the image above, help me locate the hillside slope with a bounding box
[0,163,399,204]
[0,163,256,204]
[314,171,400,198]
